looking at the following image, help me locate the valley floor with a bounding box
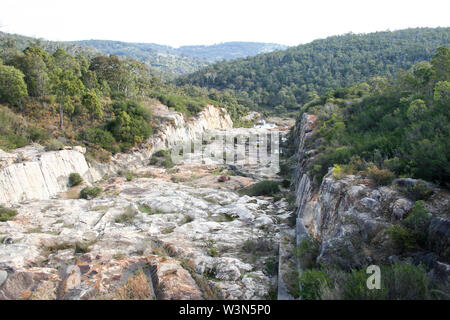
[0,149,295,300]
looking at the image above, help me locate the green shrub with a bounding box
[339,268,386,300]
[106,100,152,148]
[79,187,102,199]
[295,236,320,270]
[68,173,83,187]
[389,201,431,251]
[244,180,280,196]
[281,179,291,188]
[367,166,395,186]
[298,269,331,300]
[26,126,48,143]
[0,106,28,150]
[149,149,174,168]
[383,261,431,300]
[45,139,65,151]
[265,257,279,276]
[74,241,93,254]
[118,170,135,181]
[80,128,119,154]
[153,93,209,117]
[388,224,418,251]
[403,201,431,247]
[0,206,18,222]
[407,181,433,201]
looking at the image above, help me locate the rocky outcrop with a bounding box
[0,105,233,205]
[90,104,233,179]
[291,113,450,274]
[0,146,93,205]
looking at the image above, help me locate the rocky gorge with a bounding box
[0,104,296,300]
[0,103,448,300]
[291,113,450,297]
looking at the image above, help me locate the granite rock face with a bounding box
[0,148,93,205]
[0,105,233,206]
[0,171,291,300]
[0,107,295,300]
[291,113,450,272]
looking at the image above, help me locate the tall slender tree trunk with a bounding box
[59,103,64,129]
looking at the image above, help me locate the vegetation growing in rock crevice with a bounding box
[241,180,280,196]
[79,186,102,199]
[0,206,18,222]
[388,200,431,252]
[68,173,83,187]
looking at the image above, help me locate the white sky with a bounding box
[0,0,449,47]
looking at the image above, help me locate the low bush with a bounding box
[68,173,83,187]
[389,201,431,251]
[26,126,48,143]
[301,261,437,300]
[79,127,119,154]
[244,180,280,196]
[367,166,395,186]
[149,149,174,168]
[74,241,93,254]
[113,269,153,300]
[281,179,291,188]
[342,268,387,300]
[388,225,417,251]
[295,236,320,269]
[402,180,434,201]
[403,201,431,247]
[0,206,18,222]
[265,257,279,276]
[383,261,431,300]
[298,269,331,300]
[45,139,65,151]
[79,187,102,199]
[118,170,135,181]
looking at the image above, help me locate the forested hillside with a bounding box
[176,42,287,62]
[179,28,450,114]
[0,31,101,58]
[69,40,208,75]
[290,47,450,187]
[69,40,286,75]
[0,42,248,162]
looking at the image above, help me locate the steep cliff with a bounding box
[89,104,233,180]
[0,105,233,205]
[291,113,450,274]
[0,147,93,205]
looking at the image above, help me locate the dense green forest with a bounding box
[291,47,449,187]
[0,41,248,161]
[179,28,450,114]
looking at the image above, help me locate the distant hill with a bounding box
[0,32,287,76]
[0,31,101,57]
[176,42,287,62]
[68,40,287,74]
[177,27,450,113]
